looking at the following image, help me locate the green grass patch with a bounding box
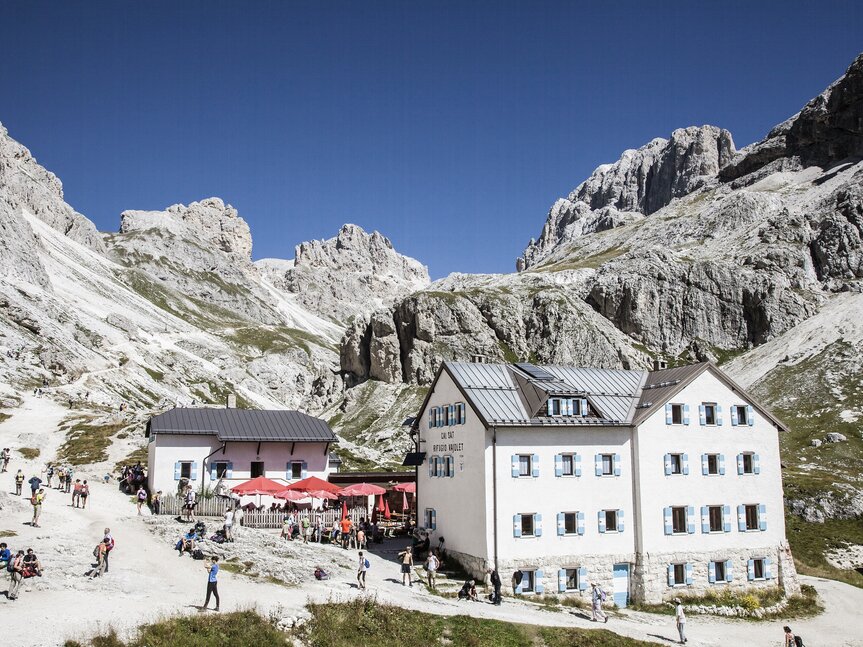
[786,515,863,588]
[533,246,629,273]
[58,420,127,465]
[144,367,164,382]
[18,447,40,460]
[64,609,289,647]
[300,598,652,647]
[114,444,149,474]
[224,325,332,355]
[0,530,18,538]
[0,412,11,424]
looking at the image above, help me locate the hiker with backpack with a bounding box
[72,479,82,507]
[91,538,110,578]
[30,488,45,527]
[136,486,147,515]
[14,469,24,496]
[0,543,10,570]
[784,626,804,647]
[80,480,90,509]
[102,528,115,572]
[591,582,609,623]
[357,551,368,590]
[0,447,8,472]
[7,550,25,600]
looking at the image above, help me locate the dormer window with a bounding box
[546,398,584,417]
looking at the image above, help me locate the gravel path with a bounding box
[1,393,861,646]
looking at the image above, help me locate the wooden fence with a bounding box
[157,494,230,518]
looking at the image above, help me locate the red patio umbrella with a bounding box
[402,491,409,511]
[384,497,391,520]
[282,476,342,494]
[339,482,386,497]
[308,489,339,500]
[274,489,308,502]
[341,500,348,520]
[230,476,285,495]
[392,482,416,493]
[377,494,386,512]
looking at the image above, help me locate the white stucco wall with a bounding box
[147,433,331,494]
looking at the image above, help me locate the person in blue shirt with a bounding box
[202,557,220,611]
[0,542,11,568]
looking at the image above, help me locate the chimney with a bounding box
[226,393,237,409]
[653,359,668,371]
[470,354,489,364]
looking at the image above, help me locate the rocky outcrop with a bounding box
[522,126,734,268]
[0,122,104,253]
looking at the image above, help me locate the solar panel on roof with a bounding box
[514,363,555,381]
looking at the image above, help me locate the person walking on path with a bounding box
[91,538,109,578]
[102,528,114,573]
[184,486,197,522]
[674,598,687,644]
[425,551,439,590]
[1,447,9,472]
[72,479,82,507]
[7,550,25,600]
[783,625,802,647]
[511,569,523,595]
[65,467,73,494]
[14,469,25,496]
[301,516,310,544]
[357,551,368,590]
[223,507,234,542]
[30,488,45,527]
[340,516,353,550]
[398,547,414,586]
[202,557,220,611]
[80,480,90,509]
[591,582,609,623]
[136,486,147,515]
[487,568,502,605]
[28,475,42,496]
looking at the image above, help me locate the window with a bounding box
[713,560,726,582]
[521,570,535,593]
[709,506,723,532]
[565,568,580,591]
[518,454,532,477]
[561,454,574,476]
[290,462,303,479]
[425,508,436,530]
[444,455,455,477]
[742,453,754,474]
[745,504,759,531]
[707,454,719,475]
[552,399,562,416]
[251,461,265,478]
[605,509,618,532]
[671,563,686,586]
[670,454,682,475]
[753,558,765,579]
[563,512,577,535]
[521,514,535,537]
[703,403,717,425]
[429,455,440,477]
[734,405,747,425]
[180,461,192,480]
[213,462,228,479]
[672,506,687,534]
[456,402,466,425]
[671,404,684,424]
[601,454,613,476]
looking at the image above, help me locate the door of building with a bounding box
[612,563,630,608]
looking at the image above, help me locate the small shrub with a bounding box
[18,447,40,459]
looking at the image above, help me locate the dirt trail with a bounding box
[1,393,861,646]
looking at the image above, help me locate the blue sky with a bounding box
[1,2,861,278]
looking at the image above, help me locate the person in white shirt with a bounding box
[674,598,687,644]
[425,551,439,590]
[223,507,234,542]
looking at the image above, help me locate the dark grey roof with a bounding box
[146,408,337,443]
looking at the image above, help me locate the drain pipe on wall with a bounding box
[201,442,227,493]
[492,425,499,573]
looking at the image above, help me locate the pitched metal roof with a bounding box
[146,408,337,443]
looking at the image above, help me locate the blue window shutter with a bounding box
[578,567,588,590]
[173,461,181,480]
[738,505,747,531]
[617,509,624,532]
[701,453,708,476]
[747,404,754,426]
[753,454,761,475]
[460,403,466,424]
[737,453,744,475]
[682,453,689,475]
[226,461,233,479]
[664,454,672,476]
[190,461,198,481]
[731,405,739,426]
[210,462,217,480]
[699,404,706,425]
[449,456,455,478]
[594,454,602,477]
[613,454,621,477]
[287,461,294,480]
[301,461,308,479]
[723,505,731,532]
[547,399,554,416]
[535,569,545,594]
[597,510,606,533]
[532,454,540,478]
[667,564,675,586]
[577,511,585,535]
[580,398,588,416]
[759,504,767,531]
[716,404,723,426]
[663,507,673,535]
[557,512,565,536]
[436,456,443,477]
[431,509,436,530]
[685,563,693,585]
[513,514,521,538]
[764,558,773,579]
[725,560,733,582]
[554,454,563,477]
[428,408,435,428]
[708,562,716,584]
[687,506,695,534]
[719,454,726,476]
[701,506,710,533]
[564,399,573,416]
[558,569,567,592]
[665,403,673,424]
[574,454,582,477]
[429,455,435,478]
[535,513,543,537]
[747,559,755,581]
[511,455,520,478]
[683,404,690,425]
